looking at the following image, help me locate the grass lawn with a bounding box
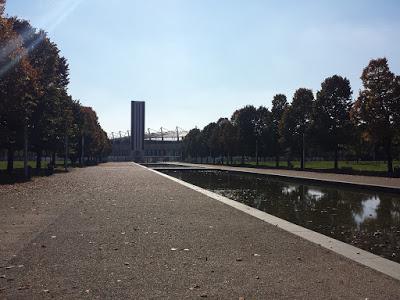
[245,160,399,172]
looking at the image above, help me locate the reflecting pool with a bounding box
[161,169,400,263]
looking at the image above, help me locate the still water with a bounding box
[161,169,400,263]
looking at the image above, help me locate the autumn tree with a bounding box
[312,75,353,169]
[0,0,4,15]
[12,19,70,169]
[352,58,400,174]
[1,3,110,175]
[0,15,38,174]
[68,99,85,163]
[79,106,107,162]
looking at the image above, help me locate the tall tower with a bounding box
[131,101,145,162]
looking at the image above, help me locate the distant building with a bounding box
[131,101,145,161]
[108,101,185,162]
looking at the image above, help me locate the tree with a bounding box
[312,75,353,169]
[12,19,70,169]
[231,105,258,163]
[1,5,110,176]
[255,106,273,164]
[0,15,38,174]
[218,119,237,164]
[351,58,400,174]
[201,122,218,163]
[0,0,5,15]
[79,106,110,162]
[271,94,288,167]
[286,88,314,170]
[183,128,202,161]
[68,99,85,164]
[279,104,296,167]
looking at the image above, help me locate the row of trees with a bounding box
[0,0,111,175]
[183,58,400,174]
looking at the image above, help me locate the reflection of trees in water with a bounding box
[170,170,400,262]
[376,195,397,227]
[391,200,400,220]
[176,171,399,231]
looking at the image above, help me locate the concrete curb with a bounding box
[136,163,400,281]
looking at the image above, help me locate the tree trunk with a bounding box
[301,133,305,170]
[386,138,393,175]
[287,150,292,168]
[255,140,259,166]
[36,150,42,170]
[24,124,29,178]
[64,134,69,171]
[275,154,279,168]
[81,135,85,167]
[334,146,339,170]
[51,152,56,168]
[7,147,14,175]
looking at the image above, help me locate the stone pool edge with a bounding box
[136,163,400,282]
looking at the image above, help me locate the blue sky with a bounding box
[5,0,400,134]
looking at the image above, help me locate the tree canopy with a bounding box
[351,58,400,173]
[183,58,400,175]
[0,1,111,174]
[312,75,353,169]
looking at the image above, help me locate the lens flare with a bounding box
[0,0,84,78]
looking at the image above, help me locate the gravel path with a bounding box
[0,162,399,299]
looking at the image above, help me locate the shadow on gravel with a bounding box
[0,162,106,184]
[0,167,68,185]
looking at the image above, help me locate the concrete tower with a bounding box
[131,101,145,162]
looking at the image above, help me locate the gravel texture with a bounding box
[0,162,399,299]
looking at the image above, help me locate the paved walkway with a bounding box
[175,163,400,191]
[1,163,399,299]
